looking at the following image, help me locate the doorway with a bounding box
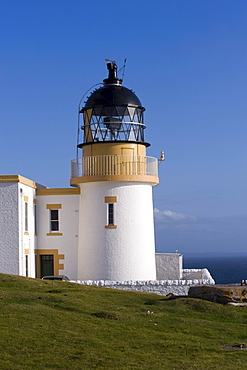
[40,255,54,277]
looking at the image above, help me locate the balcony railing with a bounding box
[71,155,158,178]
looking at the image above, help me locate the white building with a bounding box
[0,175,80,279]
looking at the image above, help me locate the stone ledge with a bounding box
[188,284,247,304]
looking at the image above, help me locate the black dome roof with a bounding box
[82,62,144,111]
[84,85,143,109]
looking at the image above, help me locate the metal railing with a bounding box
[71,155,158,178]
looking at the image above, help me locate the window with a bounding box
[35,255,37,278]
[50,210,59,232]
[25,202,28,232]
[34,204,37,234]
[108,203,114,225]
[25,255,29,277]
[46,204,62,236]
[105,196,117,229]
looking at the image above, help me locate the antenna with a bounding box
[118,58,127,81]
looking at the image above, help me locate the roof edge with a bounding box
[36,188,81,196]
[0,175,46,189]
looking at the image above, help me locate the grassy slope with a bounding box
[0,274,247,369]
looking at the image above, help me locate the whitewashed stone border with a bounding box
[71,269,215,296]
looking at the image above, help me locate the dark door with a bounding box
[40,255,54,277]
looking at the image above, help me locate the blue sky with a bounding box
[0,0,246,254]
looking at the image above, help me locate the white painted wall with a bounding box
[155,253,183,280]
[78,181,156,281]
[18,182,36,277]
[36,194,79,280]
[0,180,215,286]
[0,182,19,274]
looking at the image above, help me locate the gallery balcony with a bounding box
[70,155,159,186]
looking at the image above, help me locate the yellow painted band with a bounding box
[46,204,62,209]
[105,225,117,229]
[0,175,38,188]
[71,175,159,186]
[46,233,63,236]
[83,142,146,157]
[105,196,117,203]
[37,188,80,195]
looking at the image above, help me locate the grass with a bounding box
[0,274,247,369]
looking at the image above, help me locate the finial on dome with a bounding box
[103,59,122,85]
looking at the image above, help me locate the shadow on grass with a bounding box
[92,312,121,320]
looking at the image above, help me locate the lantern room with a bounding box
[71,62,159,186]
[78,62,149,148]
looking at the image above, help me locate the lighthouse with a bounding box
[71,62,159,281]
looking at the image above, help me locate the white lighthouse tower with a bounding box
[71,62,159,281]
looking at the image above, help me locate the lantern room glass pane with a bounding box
[128,107,135,121]
[82,106,145,144]
[116,106,126,117]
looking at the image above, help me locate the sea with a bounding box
[183,254,247,285]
